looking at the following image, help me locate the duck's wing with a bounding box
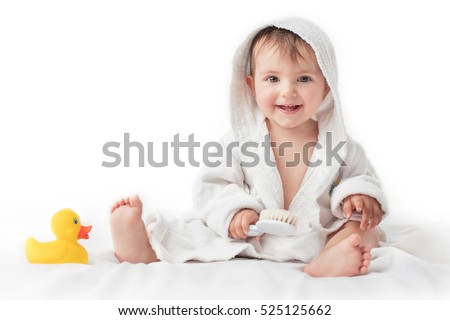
[25,238,69,263]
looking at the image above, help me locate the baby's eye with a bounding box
[298,76,312,83]
[265,76,279,83]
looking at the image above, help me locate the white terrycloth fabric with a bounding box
[145,17,388,263]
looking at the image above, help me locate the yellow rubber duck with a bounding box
[25,208,92,264]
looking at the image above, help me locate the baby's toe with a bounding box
[111,202,120,213]
[347,234,362,247]
[129,194,143,208]
[362,259,370,267]
[361,246,371,254]
[360,266,369,274]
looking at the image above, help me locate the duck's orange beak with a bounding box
[78,225,92,239]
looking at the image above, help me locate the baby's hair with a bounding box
[248,26,314,75]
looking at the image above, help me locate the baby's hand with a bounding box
[341,194,383,231]
[228,209,259,239]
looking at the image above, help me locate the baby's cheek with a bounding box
[303,89,320,102]
[257,89,277,107]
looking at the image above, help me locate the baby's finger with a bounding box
[229,221,239,239]
[367,203,377,230]
[234,215,247,239]
[371,206,383,229]
[342,198,353,218]
[228,214,241,239]
[352,195,364,213]
[360,198,373,230]
[241,212,258,235]
[369,215,378,230]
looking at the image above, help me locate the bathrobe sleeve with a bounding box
[190,135,264,239]
[330,138,388,219]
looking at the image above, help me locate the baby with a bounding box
[110,18,387,277]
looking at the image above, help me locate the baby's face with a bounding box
[246,43,328,130]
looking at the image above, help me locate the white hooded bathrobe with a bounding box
[145,17,388,264]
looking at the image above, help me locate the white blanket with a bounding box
[1,215,449,299]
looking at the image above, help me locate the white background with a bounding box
[1,0,449,257]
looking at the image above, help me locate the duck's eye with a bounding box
[74,218,78,225]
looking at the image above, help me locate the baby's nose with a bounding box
[281,84,298,98]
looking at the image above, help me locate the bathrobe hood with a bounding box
[230,17,343,141]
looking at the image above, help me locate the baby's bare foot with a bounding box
[304,234,371,277]
[110,195,158,263]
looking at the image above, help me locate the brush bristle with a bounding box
[259,209,297,226]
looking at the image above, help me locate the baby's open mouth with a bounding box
[276,104,301,111]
